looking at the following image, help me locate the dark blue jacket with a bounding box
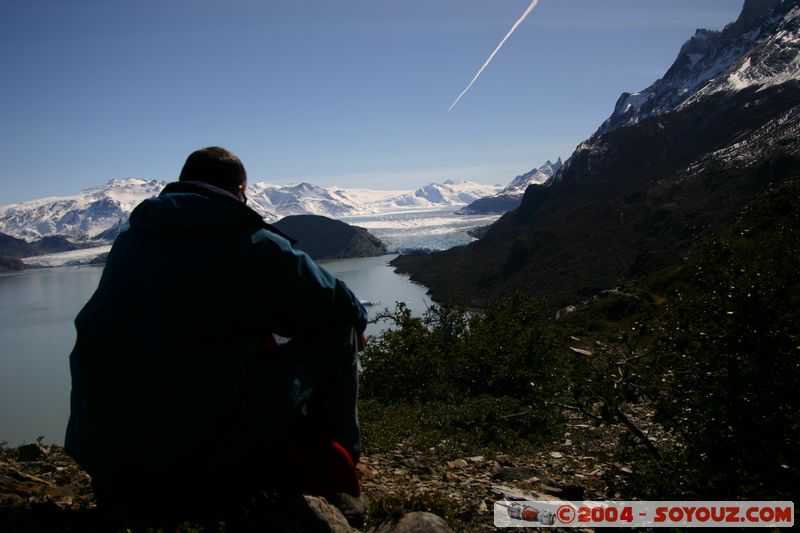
[65,181,367,488]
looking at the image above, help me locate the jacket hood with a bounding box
[128,181,296,242]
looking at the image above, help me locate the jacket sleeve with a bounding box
[252,229,368,337]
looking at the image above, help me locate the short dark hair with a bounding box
[178,147,247,193]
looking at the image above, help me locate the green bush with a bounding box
[362,297,561,403]
[360,296,565,451]
[628,234,800,499]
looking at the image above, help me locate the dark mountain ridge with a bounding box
[0,232,94,271]
[0,232,100,257]
[272,215,386,260]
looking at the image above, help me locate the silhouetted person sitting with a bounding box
[65,147,367,522]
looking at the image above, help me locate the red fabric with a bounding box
[285,418,361,498]
[259,335,360,497]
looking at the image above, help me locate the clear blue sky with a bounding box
[0,0,744,205]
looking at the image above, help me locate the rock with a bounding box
[495,454,514,466]
[0,256,27,272]
[2,468,53,487]
[490,484,543,501]
[357,463,373,478]
[300,495,353,532]
[539,481,586,501]
[540,484,564,496]
[549,451,564,459]
[372,511,452,533]
[491,466,537,482]
[216,493,356,532]
[398,458,432,474]
[16,443,48,462]
[441,471,458,482]
[328,492,368,529]
[446,459,468,470]
[0,492,24,507]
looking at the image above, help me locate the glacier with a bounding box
[0,178,502,242]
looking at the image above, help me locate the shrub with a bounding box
[362,297,562,403]
[360,296,566,450]
[628,234,800,499]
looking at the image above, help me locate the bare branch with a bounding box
[612,407,663,461]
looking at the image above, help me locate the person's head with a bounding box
[179,146,247,202]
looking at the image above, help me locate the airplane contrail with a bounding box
[449,0,540,111]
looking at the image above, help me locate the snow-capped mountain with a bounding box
[0,178,163,241]
[681,0,800,106]
[0,178,501,242]
[457,159,562,215]
[597,0,798,135]
[402,180,502,207]
[560,0,800,185]
[248,180,501,220]
[501,159,562,194]
[246,182,365,220]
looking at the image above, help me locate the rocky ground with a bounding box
[359,405,666,532]
[0,442,95,531]
[0,407,665,532]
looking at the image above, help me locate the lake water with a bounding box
[0,254,431,446]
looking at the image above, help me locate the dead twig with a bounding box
[498,410,531,420]
[612,407,663,461]
[548,402,605,423]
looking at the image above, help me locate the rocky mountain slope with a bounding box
[393,0,800,308]
[0,233,93,258]
[0,232,99,271]
[0,179,163,242]
[272,215,387,260]
[500,159,562,195]
[596,0,796,135]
